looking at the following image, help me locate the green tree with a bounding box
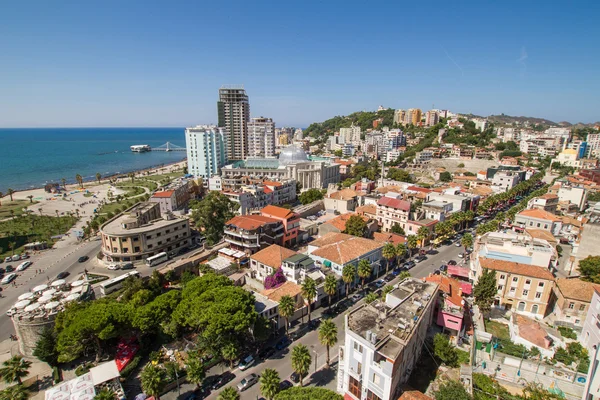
[457,163,465,168]
[140,364,167,400]
[0,356,31,385]
[396,243,407,263]
[364,293,378,304]
[357,259,372,290]
[75,174,84,189]
[0,385,29,400]
[185,351,205,388]
[221,343,239,369]
[342,264,356,298]
[260,368,280,400]
[217,387,240,400]
[387,168,413,183]
[398,271,411,280]
[298,189,324,205]
[190,191,239,246]
[291,344,311,386]
[407,235,418,257]
[279,295,296,336]
[433,333,458,367]
[417,226,430,249]
[7,189,15,202]
[33,327,58,366]
[344,215,367,237]
[323,275,338,310]
[579,256,600,283]
[390,224,405,235]
[318,319,338,367]
[474,269,497,315]
[461,233,474,253]
[95,173,102,185]
[94,388,115,400]
[301,277,317,323]
[522,382,564,400]
[273,387,343,400]
[434,380,472,400]
[439,171,452,182]
[382,243,396,274]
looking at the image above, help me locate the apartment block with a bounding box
[185,125,227,179]
[581,288,600,356]
[339,278,438,400]
[425,110,439,127]
[217,85,250,160]
[247,117,276,158]
[551,278,600,331]
[514,209,562,235]
[376,195,411,233]
[223,215,284,255]
[527,194,559,214]
[260,204,301,247]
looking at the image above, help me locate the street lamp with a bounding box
[312,348,319,373]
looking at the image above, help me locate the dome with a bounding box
[278,145,309,165]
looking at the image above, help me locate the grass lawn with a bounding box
[485,320,510,340]
[114,184,146,198]
[143,171,184,182]
[0,200,37,219]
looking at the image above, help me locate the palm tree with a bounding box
[382,243,396,274]
[0,355,32,385]
[140,364,167,400]
[221,343,239,369]
[61,178,67,190]
[128,172,135,183]
[75,174,84,189]
[396,243,407,264]
[300,277,317,323]
[291,344,311,386]
[318,319,338,367]
[464,210,475,228]
[461,233,474,254]
[279,295,296,336]
[364,292,378,304]
[93,388,115,400]
[37,208,43,216]
[185,351,205,388]
[7,189,15,202]
[217,387,240,400]
[259,368,280,400]
[417,226,429,250]
[26,195,33,204]
[342,264,356,298]
[75,209,80,218]
[407,235,418,258]
[357,259,372,290]
[323,275,338,310]
[0,384,28,400]
[96,173,102,185]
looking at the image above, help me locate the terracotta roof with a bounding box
[556,278,600,303]
[406,186,432,193]
[424,275,463,307]
[525,229,558,244]
[356,204,377,216]
[377,196,410,211]
[514,314,551,349]
[261,205,298,220]
[376,185,402,194]
[517,208,562,222]
[480,257,555,281]
[225,215,280,230]
[540,193,558,200]
[471,186,493,196]
[454,176,477,181]
[328,188,358,201]
[263,187,273,194]
[152,190,175,198]
[334,159,355,166]
[262,180,282,187]
[372,232,407,245]
[561,216,583,228]
[326,213,369,232]
[478,170,487,175]
[262,281,302,302]
[250,244,297,269]
[310,232,383,265]
[398,390,433,400]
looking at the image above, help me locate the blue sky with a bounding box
[1,0,599,127]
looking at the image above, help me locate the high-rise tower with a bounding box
[217,85,250,160]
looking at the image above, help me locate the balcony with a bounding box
[225,237,260,248]
[224,229,259,240]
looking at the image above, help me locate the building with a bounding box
[581,288,600,356]
[424,274,467,341]
[425,110,439,127]
[491,170,522,193]
[185,125,227,179]
[149,180,197,214]
[340,124,362,146]
[250,244,298,282]
[422,201,453,222]
[281,253,318,285]
[262,281,306,324]
[557,184,588,211]
[260,205,301,247]
[223,215,284,255]
[218,85,250,160]
[527,194,559,214]
[376,195,411,233]
[554,149,582,169]
[100,202,191,263]
[247,117,276,158]
[324,188,359,213]
[407,108,422,126]
[582,340,600,400]
[318,213,377,238]
[339,278,438,400]
[473,257,555,318]
[514,209,562,235]
[414,149,433,164]
[551,278,600,331]
[223,180,296,215]
[393,109,406,125]
[579,168,600,185]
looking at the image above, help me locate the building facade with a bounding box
[551,278,600,331]
[260,205,301,247]
[223,215,284,255]
[217,85,250,160]
[247,117,276,158]
[185,125,227,179]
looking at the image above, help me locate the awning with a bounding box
[447,265,470,279]
[323,260,332,267]
[460,282,473,295]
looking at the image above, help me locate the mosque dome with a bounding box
[278,145,309,165]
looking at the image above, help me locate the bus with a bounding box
[145,252,168,267]
[100,271,140,296]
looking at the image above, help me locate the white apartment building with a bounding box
[582,289,600,358]
[425,110,439,127]
[587,133,600,158]
[223,180,297,215]
[247,117,276,158]
[185,125,227,180]
[491,170,521,193]
[497,127,522,143]
[414,149,433,163]
[393,109,406,125]
[472,118,488,131]
[340,125,362,146]
[339,278,438,400]
[557,184,588,211]
[544,127,571,140]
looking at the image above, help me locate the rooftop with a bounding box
[151,190,175,198]
[328,188,358,201]
[517,208,562,222]
[424,275,463,307]
[556,278,600,303]
[356,204,377,215]
[251,244,298,269]
[261,204,298,220]
[372,232,407,246]
[225,215,281,231]
[480,257,555,281]
[310,232,383,266]
[513,314,552,349]
[262,281,302,302]
[377,196,411,211]
[325,213,369,232]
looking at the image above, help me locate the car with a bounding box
[415,256,426,263]
[11,255,21,262]
[0,268,4,275]
[276,337,291,350]
[238,355,255,371]
[458,253,464,258]
[56,271,70,279]
[290,372,300,383]
[447,260,457,266]
[107,264,119,270]
[3,257,10,263]
[374,279,385,288]
[212,372,235,390]
[78,256,89,263]
[440,264,447,272]
[1,273,17,284]
[308,319,321,330]
[391,268,401,276]
[20,254,29,260]
[121,263,135,270]
[5,265,14,273]
[384,274,394,282]
[455,242,462,247]
[16,261,32,271]
[237,373,259,391]
[350,293,363,303]
[258,346,276,360]
[280,380,293,390]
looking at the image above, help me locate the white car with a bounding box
[458,253,465,258]
[1,273,17,284]
[455,242,462,247]
[107,264,120,270]
[16,261,32,271]
[238,355,255,371]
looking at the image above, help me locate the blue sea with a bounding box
[0,128,187,191]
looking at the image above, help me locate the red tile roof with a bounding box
[517,209,561,222]
[398,390,433,400]
[480,257,555,281]
[407,186,432,193]
[250,244,298,269]
[424,275,463,307]
[310,232,383,265]
[377,196,410,211]
[152,190,175,198]
[556,278,600,303]
[372,232,407,245]
[514,314,552,349]
[261,205,298,220]
[226,215,280,230]
[328,188,358,201]
[326,213,369,232]
[356,204,377,216]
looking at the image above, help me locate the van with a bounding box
[16,261,32,271]
[1,273,17,284]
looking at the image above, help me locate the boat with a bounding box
[130,145,151,153]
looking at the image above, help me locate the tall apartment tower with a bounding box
[247,117,276,158]
[185,125,227,179]
[425,110,439,127]
[217,85,250,161]
[393,109,406,125]
[406,108,422,126]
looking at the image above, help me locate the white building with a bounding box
[247,117,276,158]
[340,125,362,146]
[587,133,600,158]
[491,170,521,193]
[582,289,600,400]
[557,184,588,211]
[414,149,433,163]
[185,125,227,180]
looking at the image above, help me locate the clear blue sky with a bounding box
[1,0,599,127]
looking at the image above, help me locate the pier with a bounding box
[150,142,186,152]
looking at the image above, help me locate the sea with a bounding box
[0,128,187,191]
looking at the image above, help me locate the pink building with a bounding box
[425,275,466,339]
[260,205,301,247]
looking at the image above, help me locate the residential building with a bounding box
[422,201,452,222]
[424,274,467,341]
[376,195,411,233]
[318,213,377,237]
[217,85,250,160]
[491,170,522,193]
[372,232,407,246]
[254,292,282,330]
[557,184,588,211]
[509,314,558,359]
[407,108,422,126]
[587,133,600,158]
[527,194,559,214]
[426,188,480,213]
[472,119,488,132]
[281,253,318,284]
[551,278,600,331]
[339,278,438,400]
[414,150,433,164]
[579,168,600,185]
[425,110,439,127]
[260,205,301,247]
[324,188,359,213]
[250,244,298,282]
[472,257,555,317]
[393,109,406,125]
[247,117,276,158]
[149,180,198,214]
[582,340,600,400]
[340,124,362,146]
[223,215,284,255]
[262,281,305,324]
[581,289,600,356]
[100,202,191,263]
[514,209,562,235]
[185,125,227,179]
[554,149,582,169]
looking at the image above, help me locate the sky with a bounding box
[1,0,599,128]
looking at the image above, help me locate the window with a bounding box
[166,229,170,234]
[498,285,503,291]
[522,290,529,296]
[525,279,531,285]
[353,341,363,354]
[148,244,153,249]
[500,274,506,280]
[537,223,541,228]
[569,302,575,309]
[535,292,542,299]
[147,235,152,239]
[157,241,162,246]
[580,304,586,311]
[366,390,382,400]
[133,237,139,242]
[538,282,544,287]
[512,277,518,282]
[576,319,581,324]
[544,224,548,229]
[349,376,361,399]
[157,232,162,237]
[134,247,140,252]
[510,287,516,292]
[357,362,362,375]
[372,373,381,385]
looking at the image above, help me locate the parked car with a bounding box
[308,319,321,330]
[1,273,17,284]
[78,256,89,263]
[107,264,119,270]
[121,263,135,270]
[440,264,447,272]
[290,372,300,383]
[238,355,255,371]
[350,293,363,303]
[391,268,401,276]
[3,257,10,263]
[455,242,462,247]
[16,261,32,271]
[275,337,291,351]
[259,346,276,360]
[237,374,259,391]
[212,372,235,390]
[280,380,293,391]
[20,254,29,260]
[458,253,464,258]
[415,256,426,263]
[56,271,70,279]
[11,255,21,262]
[5,265,14,272]
[384,274,394,282]
[447,260,457,266]
[374,279,385,288]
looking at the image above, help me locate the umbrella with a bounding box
[71,280,84,287]
[33,284,48,293]
[43,288,57,297]
[24,303,41,312]
[18,292,34,301]
[64,293,80,302]
[37,295,53,304]
[14,300,31,309]
[45,301,60,310]
[51,279,66,287]
[70,286,84,294]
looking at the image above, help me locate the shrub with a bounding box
[75,364,90,376]
[52,366,62,383]
[558,326,577,340]
[264,268,286,290]
[120,355,141,378]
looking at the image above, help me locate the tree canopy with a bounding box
[191,191,238,245]
[387,168,413,183]
[274,387,343,400]
[298,189,324,205]
[579,256,600,283]
[439,171,452,182]
[344,215,367,237]
[474,269,497,315]
[434,380,472,400]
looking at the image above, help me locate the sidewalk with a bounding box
[0,339,53,398]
